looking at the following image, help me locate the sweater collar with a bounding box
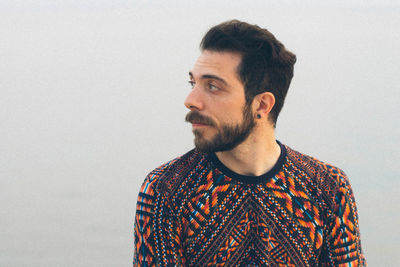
[206,140,287,184]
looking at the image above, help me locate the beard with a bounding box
[185,104,256,153]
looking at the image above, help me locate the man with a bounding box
[134,20,366,266]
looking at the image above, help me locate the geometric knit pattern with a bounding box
[134,142,366,266]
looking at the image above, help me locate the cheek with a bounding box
[208,94,247,123]
[219,108,243,124]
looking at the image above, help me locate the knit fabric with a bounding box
[133,142,366,266]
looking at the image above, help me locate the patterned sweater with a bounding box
[133,142,366,266]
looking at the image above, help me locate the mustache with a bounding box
[185,111,216,126]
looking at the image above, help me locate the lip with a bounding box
[191,122,209,128]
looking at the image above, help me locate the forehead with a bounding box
[190,50,242,84]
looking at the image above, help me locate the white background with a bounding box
[1,0,399,266]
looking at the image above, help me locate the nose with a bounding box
[184,86,204,111]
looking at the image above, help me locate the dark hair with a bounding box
[200,20,296,127]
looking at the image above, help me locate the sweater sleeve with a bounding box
[133,171,186,266]
[320,171,366,266]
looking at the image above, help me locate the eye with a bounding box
[208,83,220,92]
[188,80,195,88]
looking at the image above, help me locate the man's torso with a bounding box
[134,143,365,266]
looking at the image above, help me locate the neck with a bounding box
[215,125,281,177]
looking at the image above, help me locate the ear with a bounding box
[253,92,275,117]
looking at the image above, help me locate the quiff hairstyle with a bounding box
[200,20,296,127]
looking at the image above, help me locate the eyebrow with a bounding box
[189,72,228,86]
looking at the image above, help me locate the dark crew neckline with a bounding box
[207,140,287,184]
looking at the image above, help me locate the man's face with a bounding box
[184,50,256,153]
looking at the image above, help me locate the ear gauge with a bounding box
[256,114,261,119]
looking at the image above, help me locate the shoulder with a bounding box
[139,149,205,198]
[284,144,351,206]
